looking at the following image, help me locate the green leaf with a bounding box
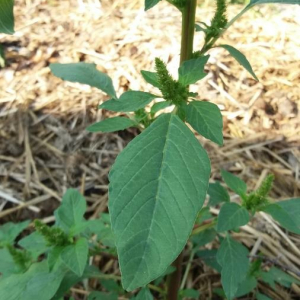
[141,70,160,88]
[195,23,206,32]
[178,56,209,86]
[0,220,30,245]
[0,248,18,275]
[87,219,115,248]
[248,0,300,8]
[186,101,223,145]
[52,266,102,300]
[235,275,257,297]
[256,293,272,300]
[191,228,216,247]
[61,238,88,277]
[195,207,213,224]
[48,246,64,270]
[221,170,247,196]
[150,101,172,116]
[88,292,118,300]
[0,0,14,34]
[208,181,230,206]
[153,265,176,285]
[50,63,116,98]
[217,203,250,232]
[100,279,123,293]
[180,289,200,299]
[109,113,210,291]
[145,0,161,10]
[268,266,300,287]
[100,91,157,112]
[227,1,300,30]
[262,198,300,234]
[220,45,258,81]
[87,117,136,133]
[55,189,86,233]
[135,287,153,300]
[196,249,221,272]
[18,231,48,258]
[217,236,250,300]
[0,261,65,300]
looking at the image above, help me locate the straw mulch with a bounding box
[0,0,299,299]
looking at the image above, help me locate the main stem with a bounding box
[167,1,197,299]
[180,0,197,64]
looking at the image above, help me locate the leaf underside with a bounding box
[109,113,210,291]
[50,63,116,98]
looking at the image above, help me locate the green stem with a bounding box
[167,2,198,300]
[180,0,197,64]
[191,219,217,236]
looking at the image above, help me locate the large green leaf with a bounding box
[217,202,250,232]
[0,261,65,300]
[186,101,223,145]
[178,56,209,86]
[50,63,116,98]
[221,170,247,196]
[0,0,14,34]
[55,189,86,234]
[100,91,157,112]
[61,238,88,277]
[219,45,258,81]
[109,113,210,291]
[262,198,300,234]
[217,236,250,300]
[145,0,161,10]
[208,181,230,206]
[87,117,136,133]
[141,70,160,88]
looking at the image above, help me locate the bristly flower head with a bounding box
[211,0,228,29]
[155,57,188,105]
[205,0,228,43]
[242,174,275,212]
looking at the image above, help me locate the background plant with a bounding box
[0,0,300,299]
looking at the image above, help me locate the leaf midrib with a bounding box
[128,114,174,288]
